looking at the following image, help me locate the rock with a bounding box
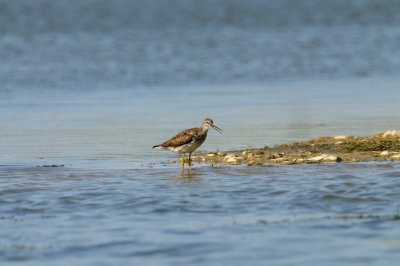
[334,135,347,140]
[391,154,400,160]
[217,152,227,156]
[224,154,236,160]
[223,154,243,164]
[206,153,216,157]
[225,157,243,164]
[335,141,344,145]
[380,151,389,156]
[225,157,238,163]
[308,154,340,162]
[383,130,399,138]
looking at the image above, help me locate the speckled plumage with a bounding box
[153,127,208,153]
[153,118,222,172]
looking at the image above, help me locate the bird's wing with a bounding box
[158,128,198,147]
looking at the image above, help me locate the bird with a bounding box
[153,118,222,173]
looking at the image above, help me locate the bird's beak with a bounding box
[212,124,223,134]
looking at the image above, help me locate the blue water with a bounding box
[1,0,400,265]
[1,164,400,265]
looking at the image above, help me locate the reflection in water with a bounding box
[162,170,205,181]
[178,171,204,180]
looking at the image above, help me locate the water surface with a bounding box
[1,163,400,265]
[1,0,400,265]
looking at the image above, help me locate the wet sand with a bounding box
[184,130,400,166]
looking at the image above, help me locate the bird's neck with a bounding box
[201,127,209,133]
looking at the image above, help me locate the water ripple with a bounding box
[1,162,400,265]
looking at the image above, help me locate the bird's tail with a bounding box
[152,145,160,148]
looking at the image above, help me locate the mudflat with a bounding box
[189,130,400,166]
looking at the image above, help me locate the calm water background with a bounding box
[1,0,400,265]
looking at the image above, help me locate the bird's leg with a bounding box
[181,153,185,173]
[189,153,192,171]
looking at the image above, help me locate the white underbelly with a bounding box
[168,142,202,154]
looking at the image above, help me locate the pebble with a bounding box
[383,130,399,138]
[380,151,389,156]
[334,135,347,140]
[223,154,243,164]
[217,152,227,156]
[225,157,244,164]
[224,154,236,160]
[206,153,216,157]
[225,157,238,163]
[308,154,340,162]
[391,154,400,160]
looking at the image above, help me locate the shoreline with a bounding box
[186,130,400,166]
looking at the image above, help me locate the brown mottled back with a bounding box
[153,127,207,148]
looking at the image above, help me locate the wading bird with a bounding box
[153,118,222,173]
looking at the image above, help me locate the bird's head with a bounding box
[202,118,222,134]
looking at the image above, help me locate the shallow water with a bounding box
[1,163,400,265]
[1,77,399,169]
[1,0,400,265]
